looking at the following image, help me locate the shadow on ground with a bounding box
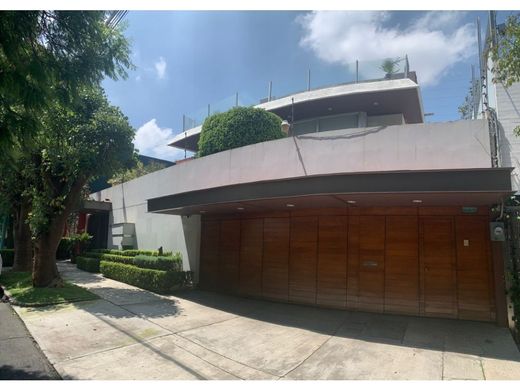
[0,365,59,380]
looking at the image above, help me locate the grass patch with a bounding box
[0,271,98,307]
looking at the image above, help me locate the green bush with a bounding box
[56,238,74,260]
[100,261,175,293]
[76,256,100,273]
[85,252,134,265]
[197,106,284,157]
[0,249,14,267]
[88,249,173,257]
[133,254,182,272]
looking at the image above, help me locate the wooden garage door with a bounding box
[239,218,264,297]
[199,220,220,290]
[262,217,290,301]
[289,216,318,304]
[455,216,493,321]
[317,215,348,308]
[218,219,241,293]
[420,217,457,318]
[385,216,419,315]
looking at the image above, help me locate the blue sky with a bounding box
[102,10,515,161]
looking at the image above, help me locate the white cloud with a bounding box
[134,119,183,161]
[154,57,167,80]
[297,11,475,86]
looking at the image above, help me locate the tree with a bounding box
[491,15,520,87]
[198,106,284,157]
[27,88,135,287]
[379,57,401,77]
[0,11,132,146]
[0,144,34,271]
[108,160,167,185]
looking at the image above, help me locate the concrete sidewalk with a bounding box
[11,262,520,380]
[0,302,59,380]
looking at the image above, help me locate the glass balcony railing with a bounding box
[182,55,412,131]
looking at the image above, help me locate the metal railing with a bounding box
[182,55,412,131]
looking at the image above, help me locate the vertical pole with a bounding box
[235,92,239,107]
[291,97,294,137]
[356,60,359,83]
[207,103,210,117]
[307,69,311,91]
[477,16,484,115]
[268,81,272,102]
[184,132,187,159]
[405,54,409,78]
[471,64,476,119]
[182,114,186,132]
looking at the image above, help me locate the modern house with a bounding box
[88,16,519,327]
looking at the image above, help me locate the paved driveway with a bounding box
[12,262,520,380]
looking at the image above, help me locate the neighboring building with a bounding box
[88,25,519,326]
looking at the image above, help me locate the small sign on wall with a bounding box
[463,239,469,247]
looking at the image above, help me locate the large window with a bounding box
[291,112,359,136]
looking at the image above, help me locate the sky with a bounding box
[102,10,517,162]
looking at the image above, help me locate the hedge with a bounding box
[89,249,172,257]
[100,261,193,293]
[76,257,100,273]
[198,106,284,157]
[83,252,134,265]
[0,249,14,267]
[133,254,182,272]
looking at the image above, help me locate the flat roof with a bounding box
[168,78,423,153]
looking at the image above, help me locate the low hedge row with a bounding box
[134,254,182,272]
[76,256,100,273]
[100,261,193,293]
[0,249,14,267]
[83,252,134,265]
[90,249,173,257]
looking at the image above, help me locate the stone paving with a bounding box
[11,262,520,380]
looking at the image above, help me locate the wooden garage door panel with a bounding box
[219,219,240,293]
[385,216,419,315]
[199,220,220,290]
[262,217,290,301]
[317,216,348,308]
[239,219,263,297]
[289,216,318,304]
[455,216,492,321]
[347,216,360,309]
[358,216,385,312]
[420,217,457,317]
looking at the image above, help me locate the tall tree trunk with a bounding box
[12,200,33,272]
[32,178,86,287]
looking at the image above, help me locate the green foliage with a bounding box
[108,160,168,185]
[76,256,100,273]
[0,249,14,267]
[26,87,136,237]
[380,57,401,75]
[0,271,98,306]
[89,248,173,257]
[0,11,133,145]
[197,106,284,157]
[133,254,182,272]
[83,252,134,265]
[492,15,520,87]
[458,78,480,120]
[100,261,192,293]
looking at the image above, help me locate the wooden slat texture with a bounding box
[218,219,241,293]
[289,216,318,304]
[239,218,264,297]
[199,220,220,291]
[262,217,290,301]
[455,216,493,321]
[420,217,457,318]
[317,216,348,308]
[357,216,385,312]
[347,216,360,309]
[385,216,419,315]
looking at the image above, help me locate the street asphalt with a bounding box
[0,301,60,380]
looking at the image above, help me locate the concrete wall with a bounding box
[91,119,492,277]
[496,82,520,191]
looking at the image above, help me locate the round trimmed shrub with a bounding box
[197,106,285,157]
